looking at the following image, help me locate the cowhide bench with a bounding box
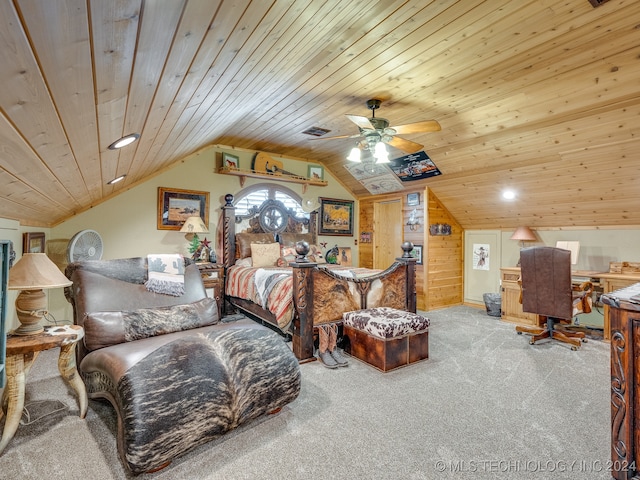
[342,307,430,372]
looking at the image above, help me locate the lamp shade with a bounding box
[180,216,209,234]
[8,253,72,290]
[510,226,536,241]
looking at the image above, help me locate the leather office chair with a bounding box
[515,246,593,350]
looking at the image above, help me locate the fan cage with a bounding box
[67,230,104,263]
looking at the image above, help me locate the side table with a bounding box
[197,262,225,319]
[0,324,87,455]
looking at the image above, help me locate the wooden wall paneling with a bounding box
[426,188,463,311]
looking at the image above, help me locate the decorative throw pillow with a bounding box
[236,233,274,258]
[83,297,219,351]
[235,257,253,267]
[281,246,297,262]
[309,244,327,263]
[251,242,281,267]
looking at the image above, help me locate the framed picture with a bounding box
[410,244,423,264]
[23,232,45,254]
[407,192,420,206]
[222,152,240,169]
[308,165,324,181]
[157,187,209,231]
[338,247,352,266]
[319,197,354,236]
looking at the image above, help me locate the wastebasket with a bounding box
[483,293,502,317]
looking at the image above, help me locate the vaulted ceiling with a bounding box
[1,0,639,229]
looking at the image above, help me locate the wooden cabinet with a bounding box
[601,285,640,479]
[197,263,225,320]
[500,267,541,326]
[599,272,640,341]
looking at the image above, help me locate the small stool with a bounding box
[342,307,430,372]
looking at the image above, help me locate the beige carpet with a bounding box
[0,306,611,479]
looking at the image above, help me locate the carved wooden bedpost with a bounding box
[400,241,418,313]
[222,194,236,269]
[290,241,317,363]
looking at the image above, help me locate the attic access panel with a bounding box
[389,151,441,182]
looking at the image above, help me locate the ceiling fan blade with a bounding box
[391,120,441,135]
[346,114,375,130]
[384,136,424,153]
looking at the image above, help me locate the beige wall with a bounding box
[500,228,640,271]
[5,145,356,331]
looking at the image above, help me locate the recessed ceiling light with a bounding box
[107,174,126,185]
[502,190,516,200]
[108,133,140,150]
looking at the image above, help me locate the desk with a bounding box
[0,325,87,456]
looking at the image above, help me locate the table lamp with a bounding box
[180,216,210,261]
[510,226,536,266]
[8,253,73,335]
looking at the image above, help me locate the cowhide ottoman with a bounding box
[342,307,430,372]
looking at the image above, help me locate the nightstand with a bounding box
[197,262,225,319]
[0,325,87,456]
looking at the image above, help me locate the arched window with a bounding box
[233,183,307,218]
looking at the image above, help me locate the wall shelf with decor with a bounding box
[218,167,328,192]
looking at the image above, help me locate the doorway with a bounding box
[373,199,402,269]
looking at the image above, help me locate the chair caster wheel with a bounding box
[571,346,578,351]
[529,340,535,345]
[517,332,522,335]
[582,338,588,343]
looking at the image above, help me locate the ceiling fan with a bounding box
[313,99,441,155]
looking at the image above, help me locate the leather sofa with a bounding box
[64,257,301,474]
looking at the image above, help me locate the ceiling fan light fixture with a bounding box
[108,133,140,150]
[347,147,362,163]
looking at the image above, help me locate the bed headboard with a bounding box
[222,193,317,267]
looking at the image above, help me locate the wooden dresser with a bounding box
[499,267,541,326]
[601,284,640,479]
[599,266,640,341]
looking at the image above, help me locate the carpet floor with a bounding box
[0,306,611,479]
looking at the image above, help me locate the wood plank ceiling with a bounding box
[1,0,639,229]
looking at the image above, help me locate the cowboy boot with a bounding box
[317,325,338,369]
[328,324,348,367]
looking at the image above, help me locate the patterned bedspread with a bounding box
[225,265,379,331]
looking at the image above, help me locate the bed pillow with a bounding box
[235,257,253,267]
[251,242,281,267]
[82,297,219,352]
[281,246,297,262]
[279,233,314,247]
[236,233,274,259]
[309,244,327,263]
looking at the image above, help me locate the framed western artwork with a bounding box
[308,165,324,181]
[222,152,240,169]
[157,187,210,231]
[23,232,45,254]
[318,197,354,236]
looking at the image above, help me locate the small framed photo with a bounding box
[23,232,45,254]
[410,244,423,264]
[222,152,240,169]
[308,165,324,181]
[157,187,210,231]
[407,192,420,206]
